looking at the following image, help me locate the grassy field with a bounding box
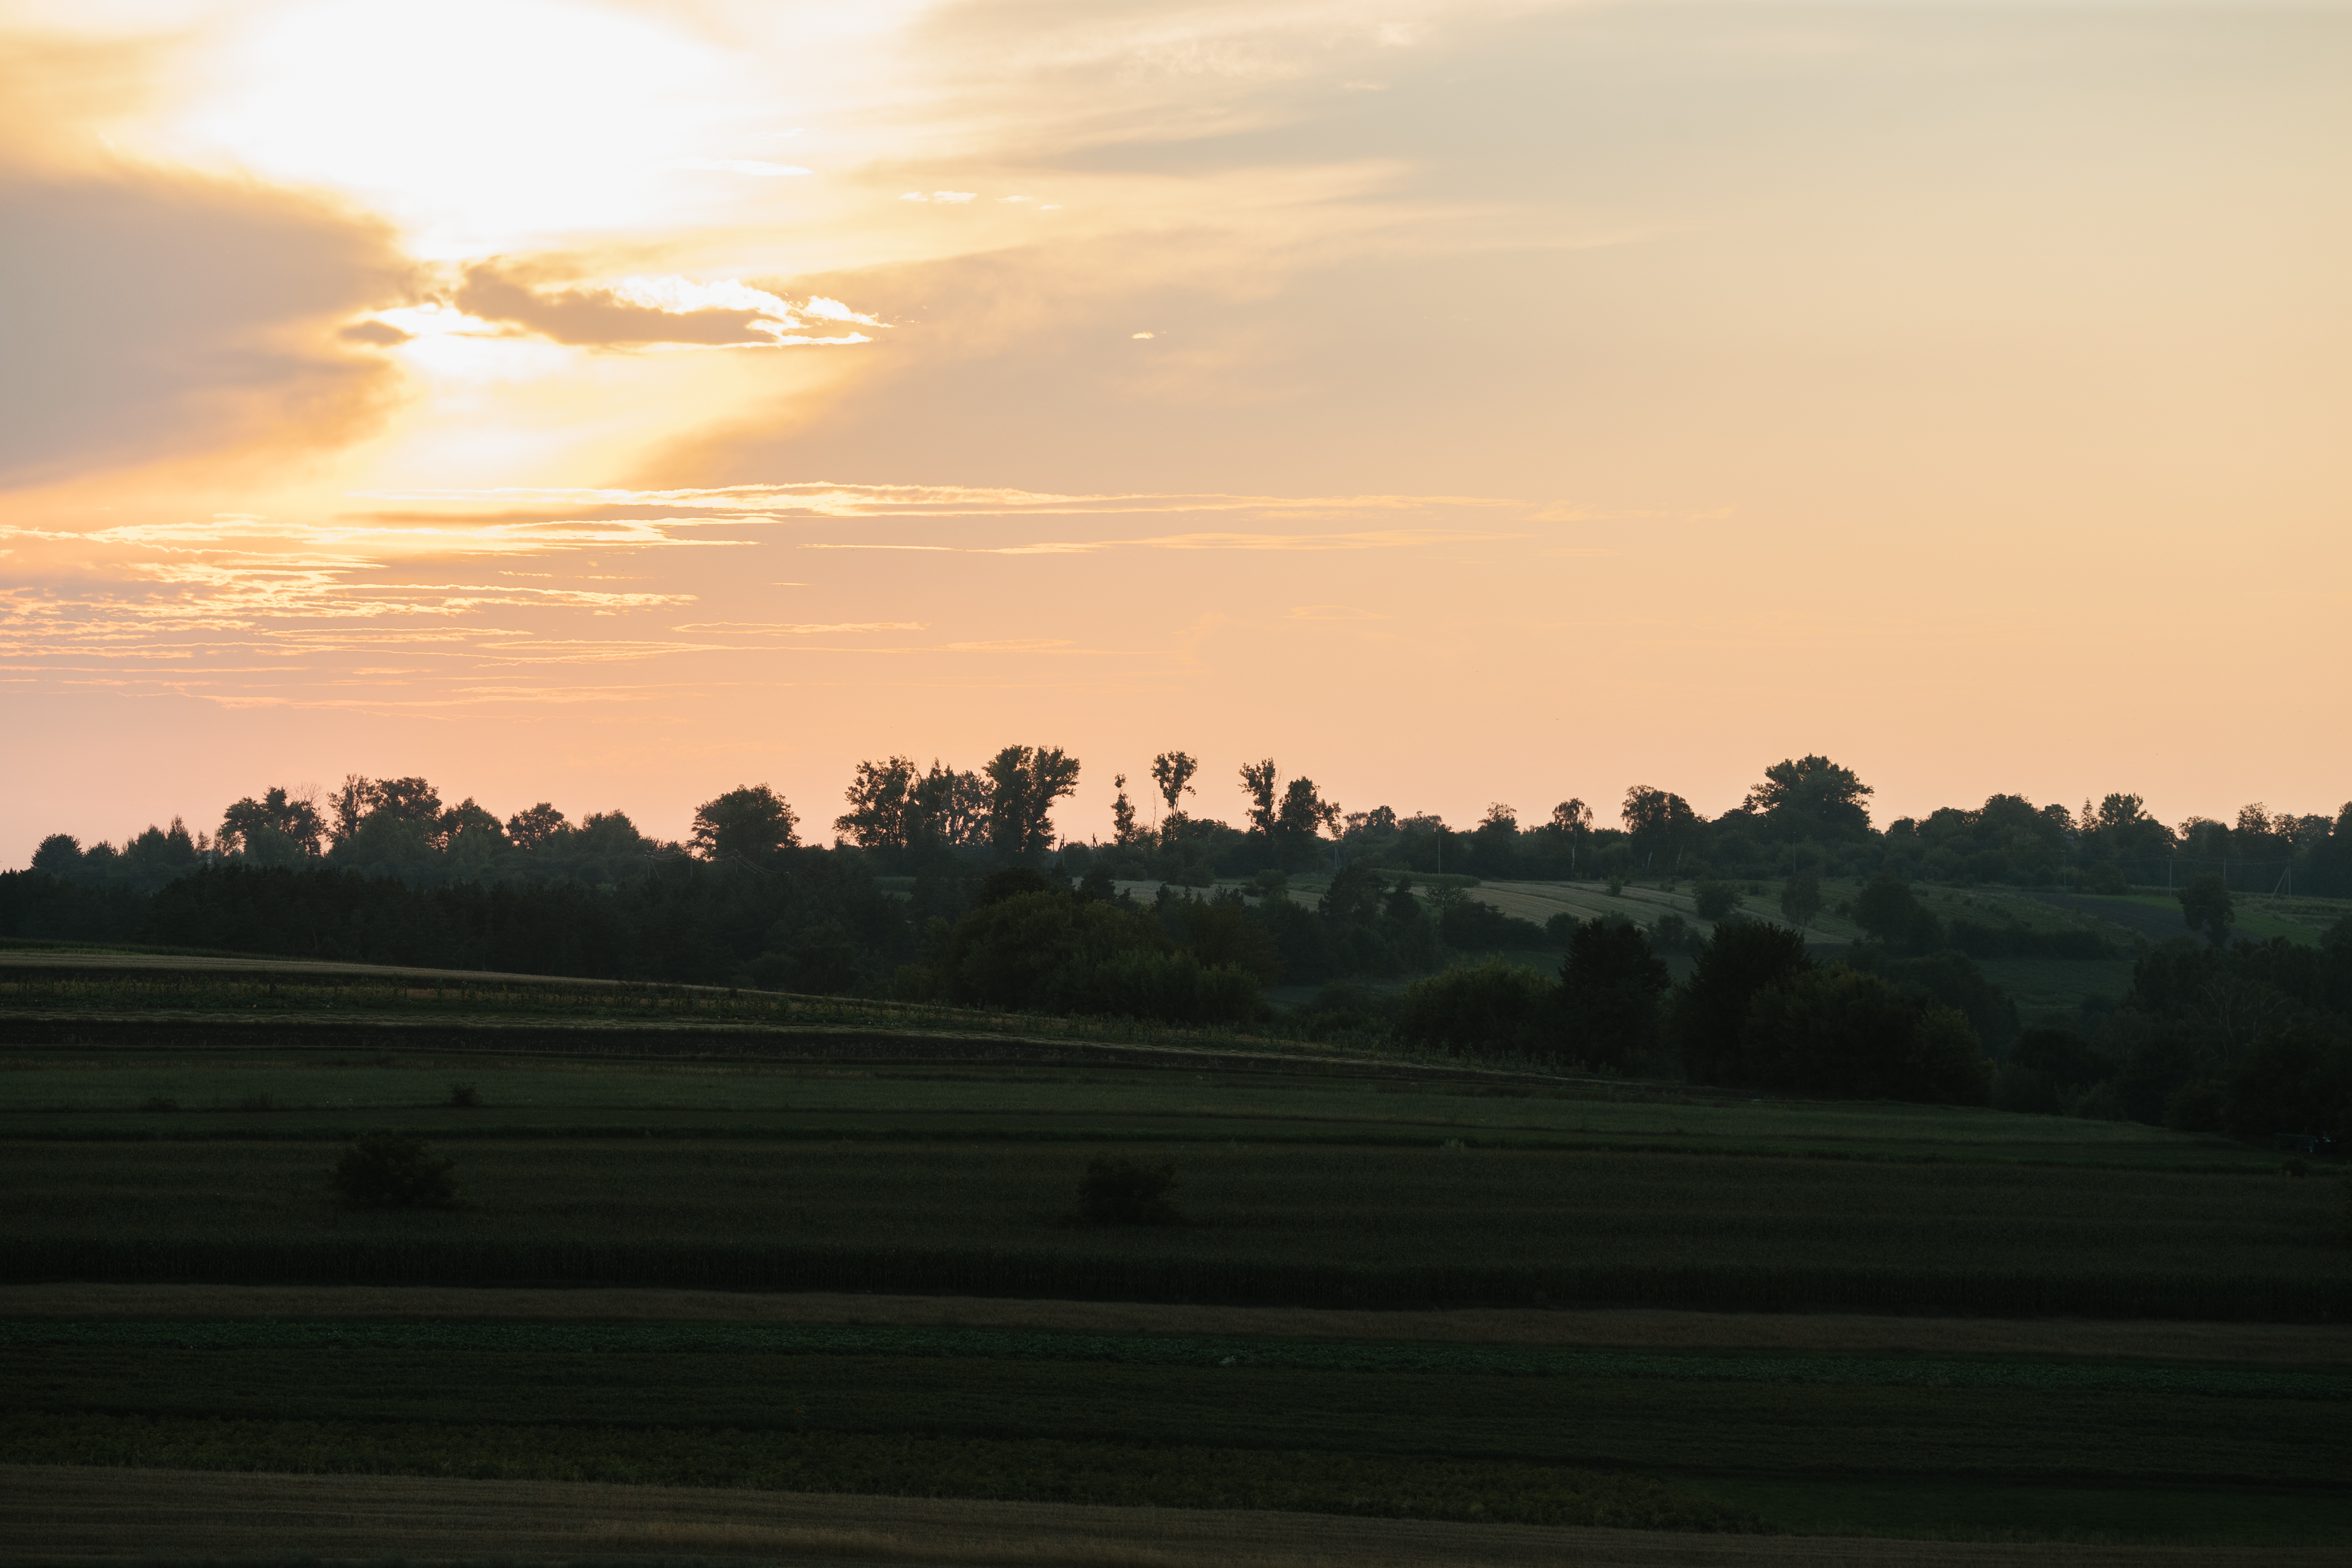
[2,1311,2344,1544]
[23,1466,2341,1568]
[4,958,2348,1555]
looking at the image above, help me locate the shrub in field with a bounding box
[2163,1080,2224,1133]
[1394,959,1556,1057]
[1691,880,1741,921]
[1860,948,2020,1057]
[446,1082,480,1108]
[1559,918,1671,1069]
[1649,913,1695,955]
[2178,874,2236,946]
[931,887,1265,1024]
[1077,1156,1182,1225]
[1672,920,1810,1085]
[1740,968,1990,1105]
[329,1132,460,1211]
[2221,1025,2352,1144]
[2080,860,2129,894]
[1853,875,1945,954]
[2011,1024,2104,1085]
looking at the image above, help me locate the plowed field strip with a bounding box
[6,1285,2344,1363]
[2,1465,2337,1567]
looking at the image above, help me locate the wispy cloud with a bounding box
[439,263,881,349]
[670,621,926,633]
[352,482,1529,519]
[808,529,1528,555]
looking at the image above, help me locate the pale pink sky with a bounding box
[3,1,2347,856]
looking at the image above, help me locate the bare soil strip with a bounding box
[4,1465,2336,1567]
[7,1284,2344,1363]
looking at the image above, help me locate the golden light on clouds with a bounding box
[2,0,2347,853]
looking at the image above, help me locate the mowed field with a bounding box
[2,962,2348,1559]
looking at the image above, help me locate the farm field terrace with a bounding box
[4,975,2348,1554]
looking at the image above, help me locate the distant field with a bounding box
[0,1109,2333,1316]
[5,956,2348,1552]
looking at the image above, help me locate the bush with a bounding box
[1395,960,1558,1057]
[1672,920,1810,1085]
[2009,1025,2104,1089]
[329,1133,461,1211]
[1990,1062,2059,1115]
[1853,875,1944,954]
[446,1082,480,1108]
[1077,1156,1182,1226]
[1690,881,1740,921]
[2221,1025,2352,1143]
[1559,918,1671,1069]
[1740,967,1990,1104]
[931,888,1265,1024]
[2163,1080,2225,1133]
[1288,980,1389,1039]
[2178,874,2235,946]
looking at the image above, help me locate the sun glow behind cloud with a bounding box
[1,0,2347,853]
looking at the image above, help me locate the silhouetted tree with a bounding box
[220,787,325,858]
[1621,785,1699,870]
[1111,774,1142,845]
[908,761,990,848]
[1238,759,1278,838]
[1275,775,1340,857]
[505,803,567,850]
[691,784,800,861]
[836,756,920,850]
[1150,751,1199,823]
[30,835,83,875]
[1745,755,1874,839]
[983,745,1081,857]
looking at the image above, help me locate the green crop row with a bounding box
[6,1318,2343,1400]
[5,1239,2343,1320]
[0,1412,1760,1533]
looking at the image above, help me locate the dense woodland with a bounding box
[5,748,2348,1138]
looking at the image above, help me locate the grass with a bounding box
[1,1136,2343,1318]
[2,1316,2344,1542]
[6,961,2348,1550]
[16,1467,2348,1568]
[0,1049,2262,1165]
[15,1283,2352,1362]
[0,1411,1756,1533]
[1973,957,2134,1024]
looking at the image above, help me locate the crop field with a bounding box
[3,959,2348,1557]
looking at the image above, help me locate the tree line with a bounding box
[6,747,2348,1141]
[24,748,2352,898]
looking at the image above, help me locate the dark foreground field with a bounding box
[2,961,2346,1560]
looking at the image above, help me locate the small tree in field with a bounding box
[1078,1156,1183,1225]
[1780,872,1823,935]
[330,1132,460,1211]
[2179,874,2236,946]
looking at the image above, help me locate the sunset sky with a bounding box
[4,0,2346,857]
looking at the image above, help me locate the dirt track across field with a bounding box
[7,1283,2344,1364]
[4,1465,2339,1567]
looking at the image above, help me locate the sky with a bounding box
[3,0,2347,859]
